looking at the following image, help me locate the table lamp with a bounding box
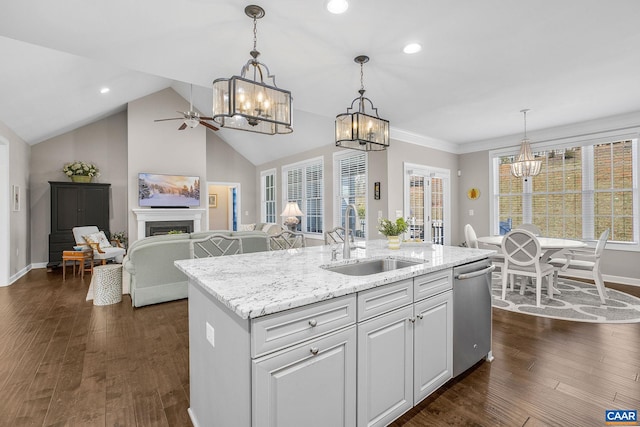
[281,201,303,231]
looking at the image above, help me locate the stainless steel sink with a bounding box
[323,258,424,276]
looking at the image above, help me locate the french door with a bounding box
[404,163,450,245]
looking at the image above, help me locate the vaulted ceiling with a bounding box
[1,0,640,165]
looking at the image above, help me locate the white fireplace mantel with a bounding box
[132,208,206,240]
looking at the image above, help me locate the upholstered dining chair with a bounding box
[72,226,126,265]
[324,226,355,245]
[270,230,306,250]
[549,229,609,304]
[501,229,555,307]
[190,234,243,258]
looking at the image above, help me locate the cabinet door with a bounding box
[357,305,413,427]
[413,291,452,404]
[252,326,356,427]
[81,186,110,230]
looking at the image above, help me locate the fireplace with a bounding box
[132,208,206,240]
[146,220,193,237]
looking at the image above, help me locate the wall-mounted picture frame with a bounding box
[12,185,20,212]
[209,194,217,208]
[374,182,381,200]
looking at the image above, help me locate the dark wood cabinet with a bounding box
[48,181,111,267]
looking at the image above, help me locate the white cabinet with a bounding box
[357,272,453,427]
[413,291,453,404]
[357,305,414,427]
[253,326,357,427]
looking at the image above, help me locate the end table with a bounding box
[62,250,94,281]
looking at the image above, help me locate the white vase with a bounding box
[387,235,401,250]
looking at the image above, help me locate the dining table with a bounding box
[477,235,588,293]
[476,235,587,261]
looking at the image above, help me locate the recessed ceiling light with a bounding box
[100,87,110,94]
[326,0,348,14]
[403,43,422,54]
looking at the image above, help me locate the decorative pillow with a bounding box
[239,223,256,231]
[83,231,112,249]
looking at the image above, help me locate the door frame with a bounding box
[0,137,10,286]
[403,162,451,246]
[208,181,241,231]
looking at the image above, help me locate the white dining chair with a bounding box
[190,234,243,258]
[324,226,354,245]
[464,224,505,271]
[270,230,306,250]
[549,229,609,304]
[501,229,555,307]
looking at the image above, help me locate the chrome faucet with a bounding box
[343,203,357,259]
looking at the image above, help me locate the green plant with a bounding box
[62,161,100,177]
[111,231,127,247]
[167,230,184,234]
[377,217,408,237]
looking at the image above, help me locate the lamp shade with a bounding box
[280,201,303,217]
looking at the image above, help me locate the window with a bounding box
[334,151,367,239]
[492,138,638,247]
[260,169,276,223]
[282,158,323,234]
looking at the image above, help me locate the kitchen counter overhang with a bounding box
[175,240,494,319]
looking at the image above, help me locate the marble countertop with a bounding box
[175,240,494,320]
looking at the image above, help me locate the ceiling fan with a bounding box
[154,84,219,131]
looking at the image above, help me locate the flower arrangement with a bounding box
[62,161,100,177]
[377,217,409,237]
[111,231,127,248]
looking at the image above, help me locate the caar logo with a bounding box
[606,410,638,426]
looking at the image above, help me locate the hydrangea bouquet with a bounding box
[62,161,100,177]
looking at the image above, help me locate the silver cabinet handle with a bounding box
[416,313,424,320]
[310,347,319,355]
[408,317,416,323]
[308,319,317,327]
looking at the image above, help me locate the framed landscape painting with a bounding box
[209,194,217,208]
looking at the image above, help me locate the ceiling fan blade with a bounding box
[178,123,188,130]
[199,121,219,131]
[154,117,183,122]
[199,116,215,121]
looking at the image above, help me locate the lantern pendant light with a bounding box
[510,109,541,181]
[335,55,389,151]
[212,5,293,135]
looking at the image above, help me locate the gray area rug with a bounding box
[491,274,640,323]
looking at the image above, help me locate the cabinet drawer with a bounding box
[414,270,452,302]
[251,295,356,358]
[357,279,413,322]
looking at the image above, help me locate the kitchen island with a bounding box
[176,240,494,427]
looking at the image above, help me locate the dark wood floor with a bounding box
[1,269,638,427]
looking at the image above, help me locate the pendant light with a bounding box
[335,55,389,151]
[212,5,293,135]
[510,109,541,181]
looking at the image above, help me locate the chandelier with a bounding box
[335,55,389,151]
[212,5,293,135]
[510,109,541,181]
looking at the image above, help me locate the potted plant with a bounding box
[62,161,100,183]
[377,217,408,249]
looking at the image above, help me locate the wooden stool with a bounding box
[62,250,94,281]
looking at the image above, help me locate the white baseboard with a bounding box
[9,264,32,285]
[187,408,200,427]
[558,270,640,287]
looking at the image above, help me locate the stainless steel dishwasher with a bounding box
[453,258,495,377]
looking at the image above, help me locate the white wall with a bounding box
[30,110,128,265]
[127,88,207,243]
[0,120,31,284]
